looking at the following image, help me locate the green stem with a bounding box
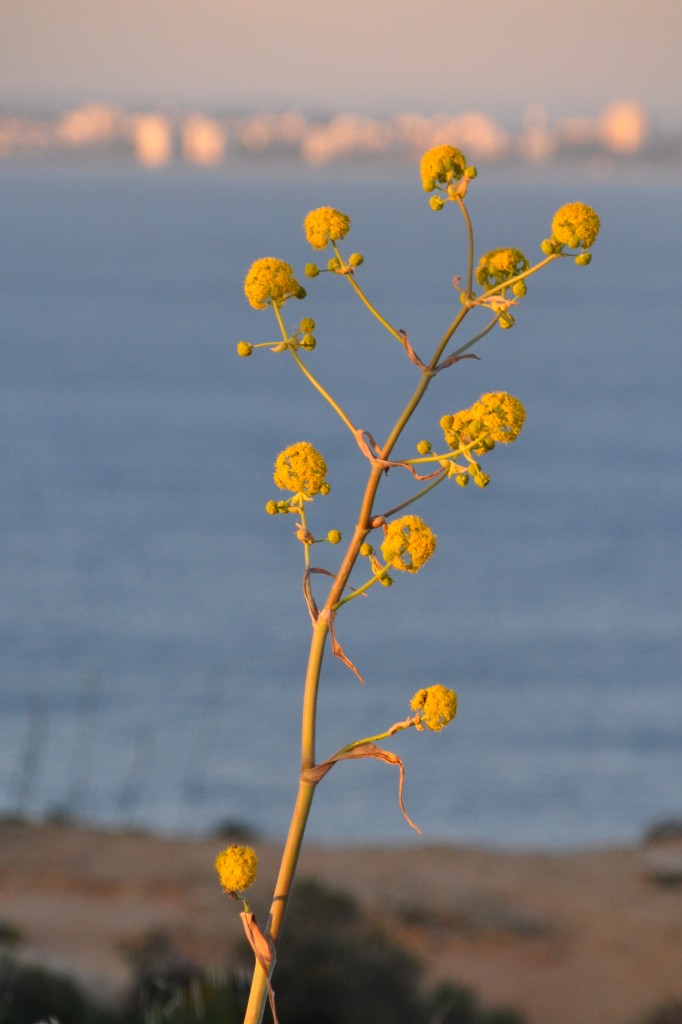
[332,243,405,345]
[456,197,475,297]
[242,616,328,1024]
[378,468,448,519]
[330,715,417,758]
[287,347,357,437]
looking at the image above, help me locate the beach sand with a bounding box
[2,820,682,1024]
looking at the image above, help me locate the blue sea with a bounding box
[1,160,680,849]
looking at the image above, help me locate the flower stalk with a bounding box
[230,156,600,1024]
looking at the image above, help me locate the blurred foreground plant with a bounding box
[219,144,599,1024]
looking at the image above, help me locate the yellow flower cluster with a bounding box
[215,845,258,893]
[420,144,467,191]
[381,515,437,574]
[304,207,351,250]
[551,202,601,250]
[441,392,526,455]
[476,248,529,289]
[244,257,304,310]
[411,685,458,732]
[274,442,328,496]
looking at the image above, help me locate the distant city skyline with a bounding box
[2,0,682,128]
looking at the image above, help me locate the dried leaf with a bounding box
[240,912,280,1024]
[301,742,421,833]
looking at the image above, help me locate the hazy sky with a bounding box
[2,0,681,124]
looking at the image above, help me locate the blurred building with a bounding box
[181,115,226,166]
[132,114,173,167]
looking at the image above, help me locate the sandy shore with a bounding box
[2,820,682,1024]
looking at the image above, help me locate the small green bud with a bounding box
[416,439,432,455]
[348,253,364,268]
[464,165,478,179]
[301,333,316,350]
[429,195,445,212]
[512,280,527,298]
[265,500,278,515]
[541,238,555,255]
[359,542,373,557]
[300,317,316,332]
[296,286,307,300]
[499,312,515,329]
[305,263,319,278]
[575,252,592,266]
[236,341,253,357]
[327,529,341,544]
[380,574,393,587]
[327,257,341,272]
[319,481,331,496]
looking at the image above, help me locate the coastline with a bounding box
[2,819,682,1024]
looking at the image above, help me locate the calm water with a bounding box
[1,162,680,848]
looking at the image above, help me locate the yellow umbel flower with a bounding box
[304,207,351,250]
[244,257,303,310]
[476,248,529,289]
[381,515,437,574]
[274,441,328,496]
[441,392,526,454]
[215,845,258,894]
[411,685,458,732]
[420,144,467,192]
[551,202,600,250]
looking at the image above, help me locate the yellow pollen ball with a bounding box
[551,202,601,250]
[215,845,258,893]
[381,514,437,573]
[244,258,302,310]
[476,248,529,289]
[304,207,351,250]
[411,685,458,732]
[441,392,525,454]
[274,442,328,496]
[419,144,467,191]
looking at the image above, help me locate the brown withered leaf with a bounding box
[240,911,280,1024]
[301,742,420,833]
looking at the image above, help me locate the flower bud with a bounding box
[300,317,316,332]
[512,280,527,298]
[348,253,364,268]
[301,334,316,350]
[319,481,331,496]
[380,575,393,587]
[416,439,432,455]
[305,263,320,278]
[541,239,556,255]
[473,472,491,488]
[499,312,515,329]
[236,341,253,357]
[464,165,477,179]
[327,530,342,544]
[429,195,445,212]
[360,542,373,557]
[327,257,341,272]
[455,472,469,487]
[265,500,278,515]
[575,252,592,266]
